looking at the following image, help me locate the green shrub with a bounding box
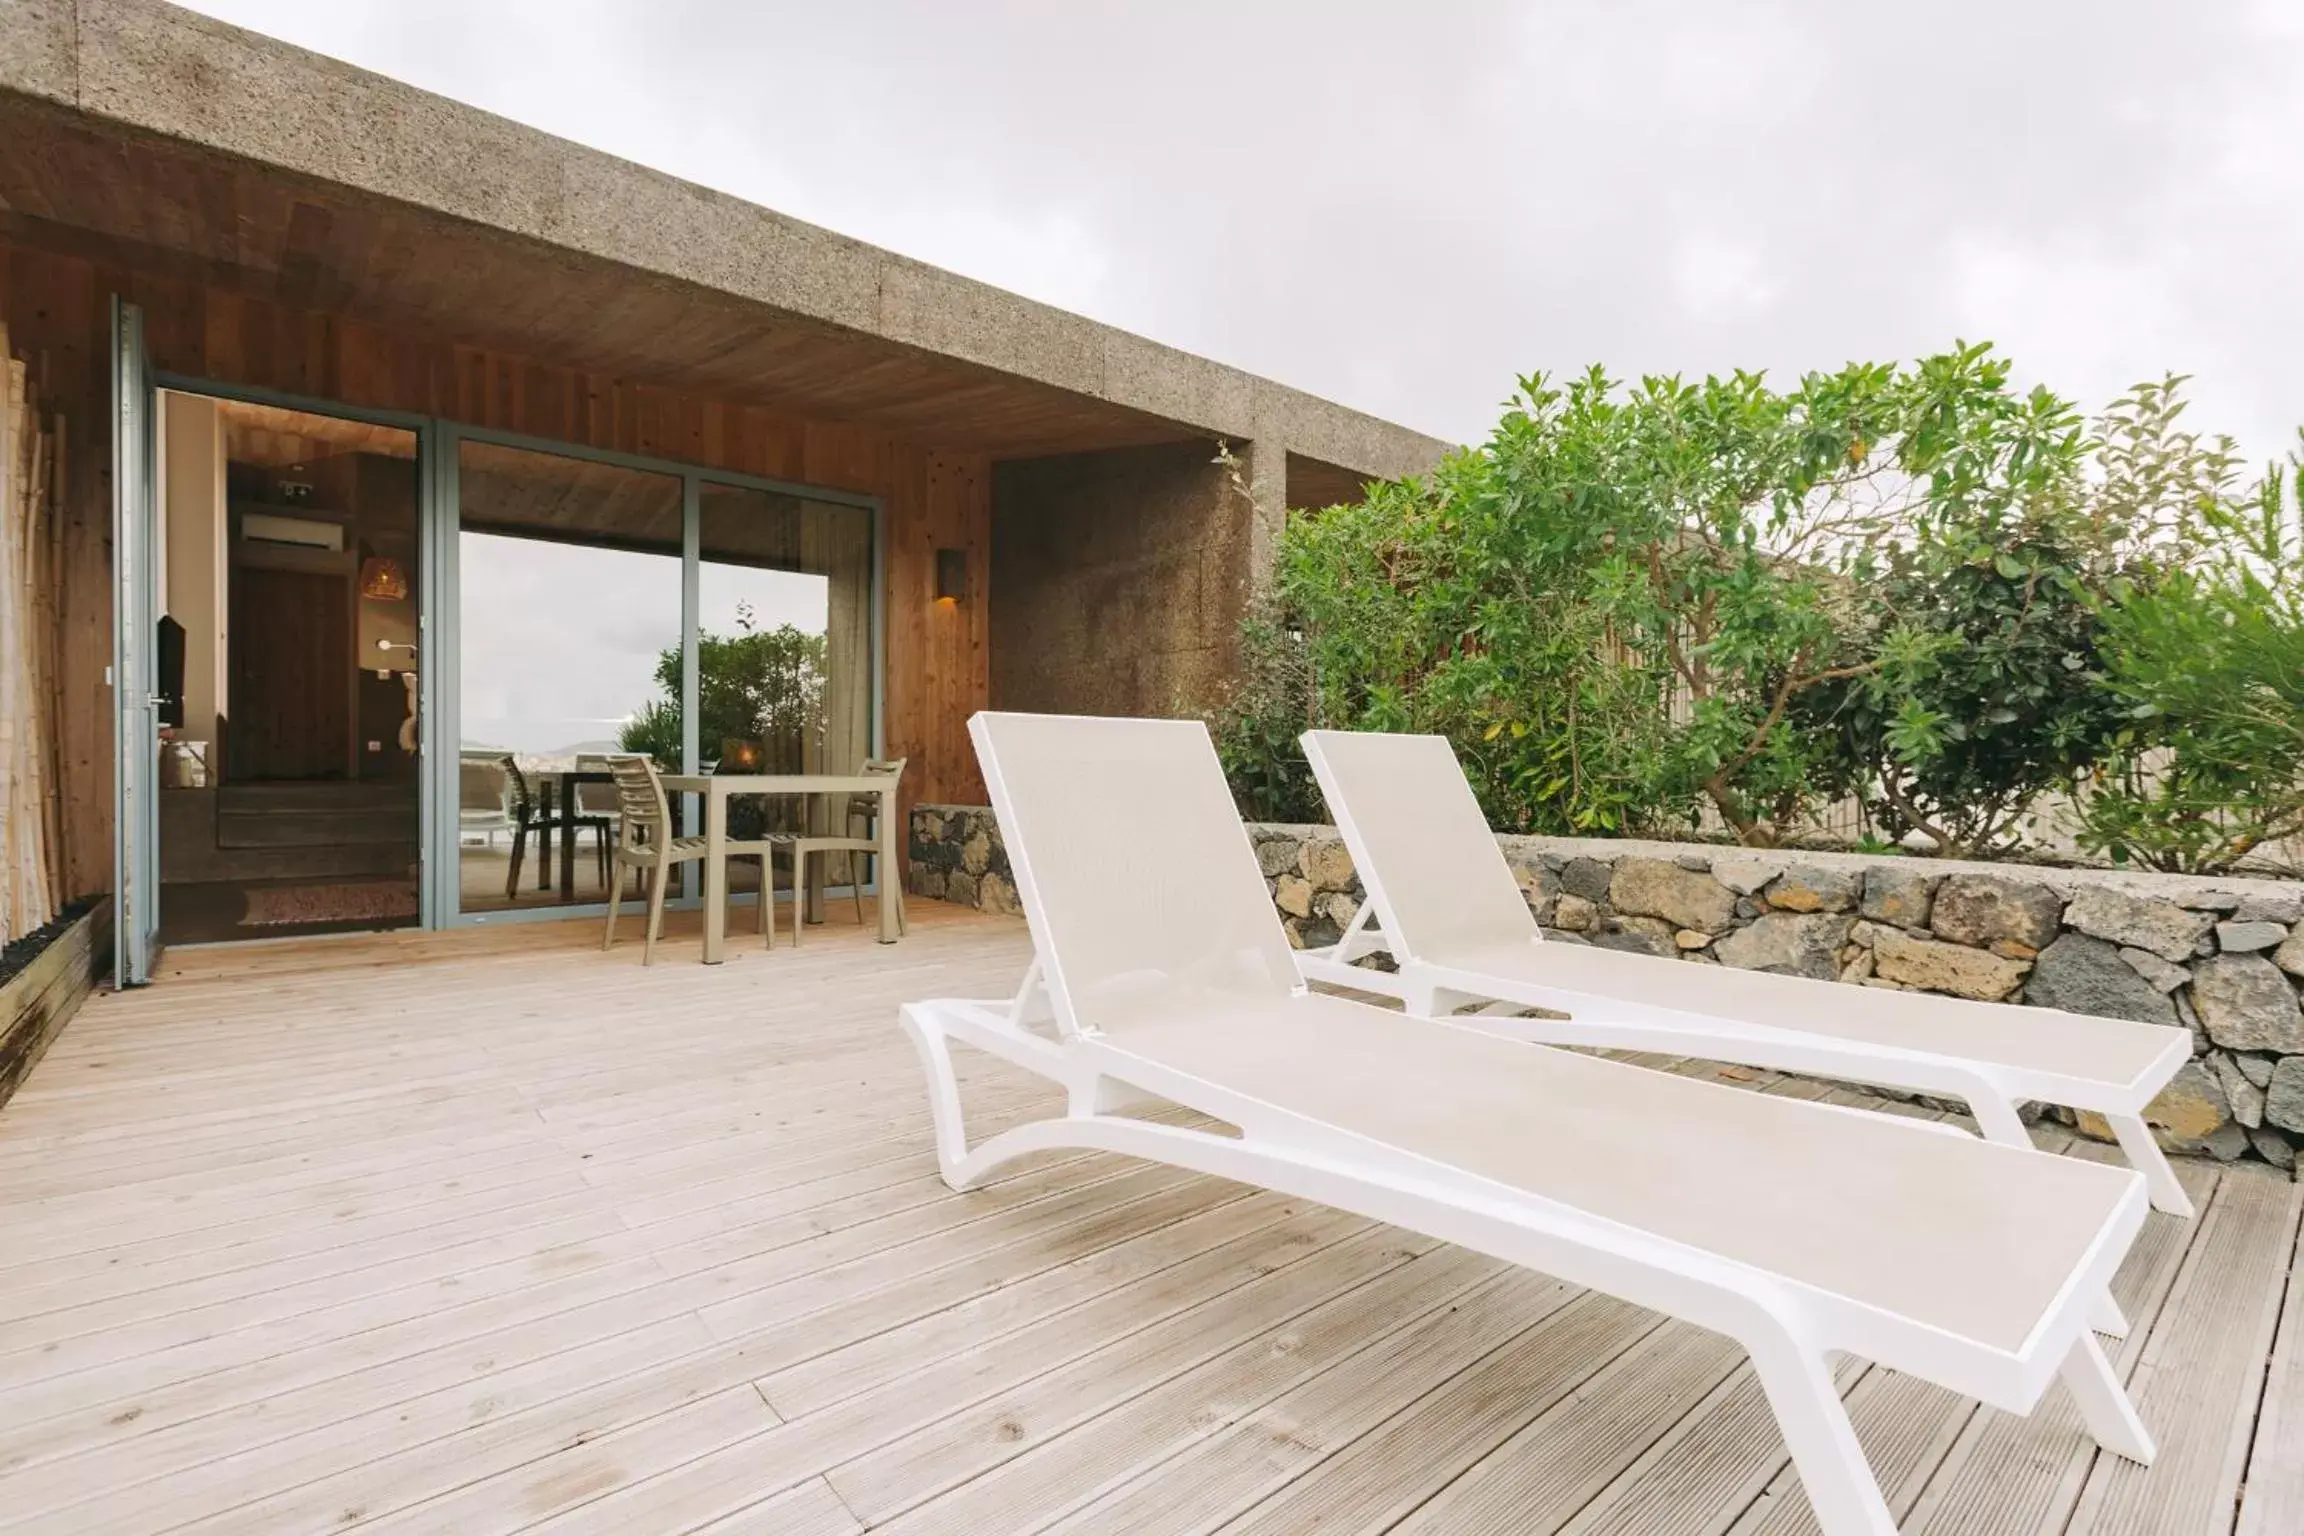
[2075,444,2304,872]
[618,601,826,770]
[1216,359,2303,864]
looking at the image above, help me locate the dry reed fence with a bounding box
[0,321,68,943]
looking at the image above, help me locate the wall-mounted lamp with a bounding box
[358,556,409,600]
[934,547,968,605]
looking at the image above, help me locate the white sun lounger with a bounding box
[1293,728,2198,1222]
[901,712,2154,1536]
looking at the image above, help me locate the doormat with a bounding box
[240,881,419,928]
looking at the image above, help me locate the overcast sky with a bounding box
[187,1,2304,469]
[460,537,827,756]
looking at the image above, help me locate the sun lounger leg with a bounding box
[1746,1330,1900,1536]
[1070,1074,1148,1116]
[1402,980,1475,1018]
[2104,1112,2195,1218]
[1963,1093,2033,1148]
[898,1007,977,1188]
[2059,1331,2156,1465]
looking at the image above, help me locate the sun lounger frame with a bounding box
[898,713,2159,1536]
[1293,729,2196,1220]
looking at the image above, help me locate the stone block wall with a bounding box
[910,807,2304,1171]
[908,806,1021,917]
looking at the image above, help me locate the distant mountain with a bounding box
[458,737,625,767]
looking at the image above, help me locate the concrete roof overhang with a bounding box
[0,0,1452,473]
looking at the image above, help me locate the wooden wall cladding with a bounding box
[0,241,990,898]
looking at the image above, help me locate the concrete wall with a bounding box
[990,441,1248,718]
[0,0,1454,484]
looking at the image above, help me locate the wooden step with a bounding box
[216,809,413,850]
[216,783,416,849]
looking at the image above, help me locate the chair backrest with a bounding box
[574,754,618,816]
[1300,729,1537,964]
[970,712,1299,1040]
[848,756,907,829]
[458,752,511,815]
[607,754,671,845]
[498,754,536,819]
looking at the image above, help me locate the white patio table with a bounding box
[659,773,903,962]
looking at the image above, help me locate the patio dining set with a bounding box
[457,749,906,963]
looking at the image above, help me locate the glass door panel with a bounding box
[697,483,874,904]
[455,440,682,914]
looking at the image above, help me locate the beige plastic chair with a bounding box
[602,754,774,963]
[785,756,907,944]
[899,713,2157,1536]
[457,750,514,845]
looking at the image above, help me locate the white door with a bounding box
[111,297,161,985]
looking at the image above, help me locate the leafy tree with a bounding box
[618,601,827,770]
[1218,351,2304,865]
[617,698,683,772]
[2074,438,2304,872]
[1801,364,2124,855]
[1237,350,2060,844]
[1207,600,1326,825]
[1805,519,2122,855]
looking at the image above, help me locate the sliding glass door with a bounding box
[454,439,684,914]
[693,484,876,903]
[696,483,874,778]
[435,428,878,924]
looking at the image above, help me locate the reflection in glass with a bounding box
[457,440,681,913]
[681,484,873,888]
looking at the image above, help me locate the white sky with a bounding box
[183,0,2304,471]
[458,533,827,756]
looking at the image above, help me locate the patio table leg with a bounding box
[559,779,577,901]
[878,782,899,943]
[537,779,554,891]
[806,790,826,925]
[702,783,728,964]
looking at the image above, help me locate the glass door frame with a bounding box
[143,367,437,927]
[118,375,884,941]
[427,422,885,929]
[113,300,160,983]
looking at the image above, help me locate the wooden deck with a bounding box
[0,904,2298,1535]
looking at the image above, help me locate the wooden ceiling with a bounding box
[0,99,1202,460]
[457,438,684,553]
[454,439,864,568]
[215,397,415,466]
[205,396,865,567]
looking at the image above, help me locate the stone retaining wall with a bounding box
[910,805,2304,1171]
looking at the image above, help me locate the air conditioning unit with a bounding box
[241,512,345,551]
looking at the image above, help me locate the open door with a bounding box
[111,296,161,985]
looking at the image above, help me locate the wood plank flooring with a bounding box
[0,904,2297,1535]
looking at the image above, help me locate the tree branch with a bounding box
[1717,659,1878,786]
[1874,767,1956,853]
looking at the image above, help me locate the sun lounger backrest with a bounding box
[1302,729,1538,963]
[971,712,1302,1039]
